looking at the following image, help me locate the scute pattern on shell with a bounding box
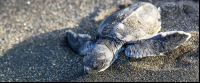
[123,15,161,40]
[100,13,130,36]
[98,2,161,42]
[123,15,161,35]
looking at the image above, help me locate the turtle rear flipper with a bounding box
[125,31,191,58]
[66,30,95,55]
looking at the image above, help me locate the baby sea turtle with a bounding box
[66,2,191,74]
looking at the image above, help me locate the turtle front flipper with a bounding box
[124,31,191,58]
[66,30,95,55]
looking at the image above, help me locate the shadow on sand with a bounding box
[0,5,103,81]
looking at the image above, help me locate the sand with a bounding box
[0,0,199,82]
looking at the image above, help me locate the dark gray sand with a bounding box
[0,0,199,82]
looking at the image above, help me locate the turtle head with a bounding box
[83,44,113,74]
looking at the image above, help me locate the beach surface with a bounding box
[0,0,199,82]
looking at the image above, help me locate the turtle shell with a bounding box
[98,2,161,42]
